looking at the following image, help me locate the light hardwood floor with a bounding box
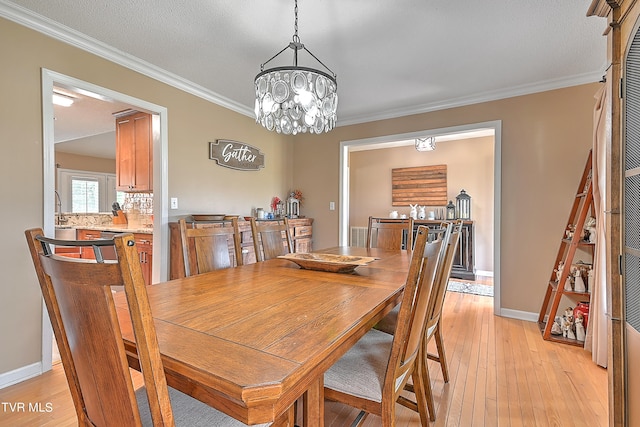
[0,289,607,426]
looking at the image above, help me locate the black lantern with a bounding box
[446,200,456,220]
[456,189,471,220]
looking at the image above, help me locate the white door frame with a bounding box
[41,69,169,371]
[338,120,502,315]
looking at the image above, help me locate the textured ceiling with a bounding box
[2,0,608,150]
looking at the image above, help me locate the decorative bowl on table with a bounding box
[278,253,377,273]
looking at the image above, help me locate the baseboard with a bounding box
[476,270,494,277]
[500,308,538,322]
[0,362,43,389]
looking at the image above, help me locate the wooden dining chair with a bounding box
[250,218,293,262]
[374,220,461,420]
[179,217,242,277]
[25,228,269,427]
[366,216,414,250]
[323,226,445,426]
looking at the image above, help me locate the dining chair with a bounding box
[178,217,242,277]
[25,228,270,427]
[366,216,414,250]
[374,220,461,420]
[323,226,445,426]
[250,217,293,262]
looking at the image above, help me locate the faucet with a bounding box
[54,190,67,225]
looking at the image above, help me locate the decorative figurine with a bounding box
[584,216,596,243]
[409,204,418,220]
[418,206,426,220]
[556,261,565,282]
[551,317,563,335]
[574,268,586,293]
[575,312,586,341]
[587,267,594,292]
[564,268,574,292]
[389,210,398,219]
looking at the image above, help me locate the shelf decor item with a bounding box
[456,189,471,220]
[287,192,300,218]
[446,200,456,220]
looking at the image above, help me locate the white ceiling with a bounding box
[1,0,608,156]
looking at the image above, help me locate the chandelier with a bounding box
[415,137,436,152]
[254,0,338,134]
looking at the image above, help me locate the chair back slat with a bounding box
[385,226,444,397]
[425,221,461,333]
[179,218,242,276]
[25,229,175,427]
[367,216,414,250]
[250,218,293,262]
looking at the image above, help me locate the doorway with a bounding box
[40,69,169,372]
[339,120,502,314]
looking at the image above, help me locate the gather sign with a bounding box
[209,140,265,171]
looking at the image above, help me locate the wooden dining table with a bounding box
[114,246,412,426]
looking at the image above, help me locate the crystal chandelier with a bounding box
[415,137,436,152]
[254,0,338,134]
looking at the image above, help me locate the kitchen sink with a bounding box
[55,227,76,240]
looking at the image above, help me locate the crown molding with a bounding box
[1,0,607,128]
[338,68,606,126]
[0,0,254,118]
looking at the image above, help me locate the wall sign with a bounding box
[392,164,448,206]
[209,139,265,171]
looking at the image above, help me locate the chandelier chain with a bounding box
[293,0,299,41]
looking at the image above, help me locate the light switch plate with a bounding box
[329,201,335,210]
[170,197,178,209]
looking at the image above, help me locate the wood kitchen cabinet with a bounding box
[133,233,153,286]
[76,228,153,285]
[169,218,313,279]
[76,229,102,260]
[115,111,153,192]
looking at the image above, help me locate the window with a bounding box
[57,169,121,213]
[71,178,100,212]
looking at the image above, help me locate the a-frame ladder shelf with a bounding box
[537,150,594,347]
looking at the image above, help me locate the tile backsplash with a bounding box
[57,192,153,228]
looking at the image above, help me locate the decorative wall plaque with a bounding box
[209,140,265,171]
[392,164,447,206]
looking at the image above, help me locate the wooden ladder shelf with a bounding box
[537,150,595,346]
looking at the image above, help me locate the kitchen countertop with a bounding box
[56,225,153,234]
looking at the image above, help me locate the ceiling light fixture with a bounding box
[52,92,75,107]
[415,137,436,152]
[254,0,338,134]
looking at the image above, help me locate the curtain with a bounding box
[585,84,608,367]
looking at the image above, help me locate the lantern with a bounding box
[456,189,471,220]
[287,193,300,218]
[446,200,456,220]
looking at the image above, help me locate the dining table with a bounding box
[114,246,412,426]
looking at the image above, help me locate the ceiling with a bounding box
[2,0,607,156]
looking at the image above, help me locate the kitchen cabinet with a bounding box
[76,228,153,285]
[76,229,102,260]
[133,233,153,286]
[169,218,313,279]
[115,111,153,192]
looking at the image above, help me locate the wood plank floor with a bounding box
[0,288,607,426]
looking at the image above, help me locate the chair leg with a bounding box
[421,338,436,421]
[411,363,432,426]
[433,323,449,383]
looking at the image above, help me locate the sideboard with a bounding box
[168,217,313,279]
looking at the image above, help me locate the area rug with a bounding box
[447,280,494,297]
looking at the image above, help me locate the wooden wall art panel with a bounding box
[392,165,447,206]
